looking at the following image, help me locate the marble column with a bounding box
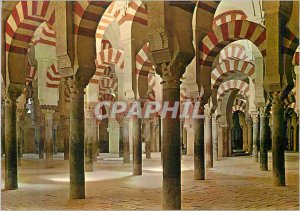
[241,120,248,152]
[219,125,229,157]
[251,113,259,162]
[84,108,97,172]
[16,109,25,166]
[4,86,21,190]
[67,77,85,199]
[271,94,285,186]
[292,113,298,152]
[144,120,151,159]
[246,117,253,154]
[119,122,124,158]
[212,114,218,161]
[194,103,205,179]
[204,108,213,168]
[150,120,158,152]
[122,119,130,163]
[182,124,187,155]
[41,108,55,168]
[157,64,182,209]
[133,116,142,175]
[260,106,269,171]
[61,115,70,160]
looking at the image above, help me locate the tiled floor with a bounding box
[1,152,299,210]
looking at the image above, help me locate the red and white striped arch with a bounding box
[99,93,116,102]
[91,48,124,85]
[211,59,255,89]
[200,20,266,69]
[47,64,61,89]
[95,1,147,52]
[148,73,156,101]
[29,21,56,48]
[99,76,118,96]
[213,10,247,28]
[219,44,249,62]
[232,98,247,113]
[74,1,111,38]
[6,1,55,55]
[217,80,249,102]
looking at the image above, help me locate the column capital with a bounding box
[259,105,271,117]
[65,76,86,96]
[5,84,23,103]
[41,109,55,120]
[250,112,260,123]
[84,107,95,119]
[155,62,183,89]
[271,91,284,106]
[204,107,212,119]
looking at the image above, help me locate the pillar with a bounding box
[271,94,285,186]
[119,122,124,157]
[67,77,85,199]
[212,114,218,161]
[61,115,70,160]
[252,113,259,162]
[144,120,151,159]
[84,108,97,172]
[194,103,205,179]
[160,72,182,209]
[133,116,142,175]
[122,119,130,163]
[204,108,213,168]
[246,117,253,154]
[260,106,269,171]
[292,113,298,152]
[41,108,55,168]
[4,86,21,190]
[150,120,158,152]
[16,109,25,166]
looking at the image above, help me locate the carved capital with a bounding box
[251,112,260,123]
[65,76,86,97]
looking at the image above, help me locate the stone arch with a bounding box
[213,10,247,28]
[232,98,247,113]
[6,1,55,84]
[74,1,111,77]
[219,44,250,62]
[199,20,266,98]
[217,80,250,102]
[211,59,255,89]
[99,76,118,97]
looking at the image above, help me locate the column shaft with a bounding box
[272,97,285,186]
[212,115,218,161]
[260,111,269,171]
[194,110,205,179]
[5,94,18,190]
[205,110,213,168]
[42,109,55,168]
[252,114,259,162]
[69,79,85,199]
[162,82,181,210]
[123,120,130,163]
[133,117,142,175]
[247,121,253,154]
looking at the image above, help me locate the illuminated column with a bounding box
[41,108,55,168]
[251,112,259,162]
[204,107,213,168]
[194,101,205,179]
[143,119,151,159]
[212,114,218,161]
[246,117,253,154]
[84,107,97,172]
[123,119,130,163]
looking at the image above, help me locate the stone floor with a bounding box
[1,152,299,210]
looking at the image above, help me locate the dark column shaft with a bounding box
[5,94,18,190]
[260,109,269,171]
[252,114,259,162]
[272,97,285,186]
[123,120,130,163]
[162,82,181,210]
[133,117,142,175]
[69,80,85,199]
[194,115,205,179]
